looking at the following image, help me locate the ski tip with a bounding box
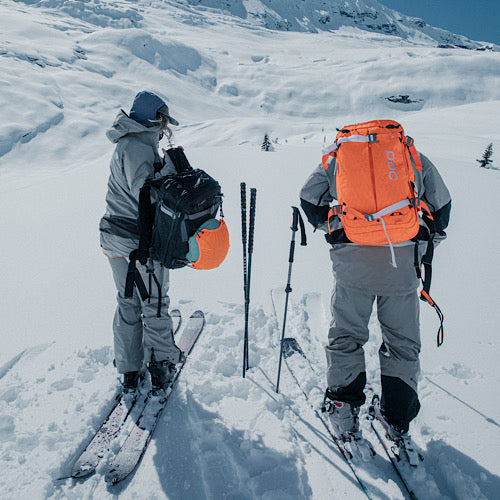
[190,310,204,319]
[70,467,95,479]
[170,308,181,317]
[104,469,123,486]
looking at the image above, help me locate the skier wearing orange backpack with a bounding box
[300,120,451,447]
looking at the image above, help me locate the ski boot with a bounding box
[148,359,176,395]
[322,393,375,460]
[369,394,423,466]
[122,371,141,394]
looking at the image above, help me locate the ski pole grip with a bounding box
[290,206,307,245]
[240,182,247,244]
[291,206,299,232]
[298,210,307,246]
[249,188,256,254]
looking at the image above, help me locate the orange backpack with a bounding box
[322,120,430,266]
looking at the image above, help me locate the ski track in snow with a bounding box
[0,295,498,499]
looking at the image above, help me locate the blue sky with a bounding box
[379,0,499,45]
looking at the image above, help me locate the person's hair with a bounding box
[156,111,173,140]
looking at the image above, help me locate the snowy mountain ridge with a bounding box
[1,0,499,163]
[181,0,495,49]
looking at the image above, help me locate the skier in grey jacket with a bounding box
[100,90,182,393]
[300,140,451,442]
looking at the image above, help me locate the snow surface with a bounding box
[0,0,499,498]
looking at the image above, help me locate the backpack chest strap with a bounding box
[329,198,412,221]
[359,199,412,221]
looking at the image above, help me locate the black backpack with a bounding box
[125,147,223,312]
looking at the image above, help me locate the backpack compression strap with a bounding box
[403,136,423,171]
[125,251,149,301]
[124,252,165,318]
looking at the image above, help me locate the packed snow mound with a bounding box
[183,0,496,49]
[0,1,216,158]
[0,61,64,157]
[11,0,143,27]
[83,30,205,75]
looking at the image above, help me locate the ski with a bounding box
[105,310,204,485]
[70,309,182,479]
[281,337,375,500]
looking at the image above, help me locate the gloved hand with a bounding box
[136,247,149,266]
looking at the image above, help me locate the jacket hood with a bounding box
[106,111,160,144]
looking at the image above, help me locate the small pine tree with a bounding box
[261,133,273,151]
[477,143,493,168]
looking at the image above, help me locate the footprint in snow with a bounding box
[0,415,16,442]
[50,378,74,392]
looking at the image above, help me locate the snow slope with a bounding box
[0,0,499,498]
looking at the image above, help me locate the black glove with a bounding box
[136,247,149,266]
[130,248,149,266]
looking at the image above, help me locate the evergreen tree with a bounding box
[261,133,273,151]
[477,143,493,168]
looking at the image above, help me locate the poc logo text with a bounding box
[385,150,398,180]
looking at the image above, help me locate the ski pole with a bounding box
[241,183,248,378]
[276,206,307,393]
[244,188,257,372]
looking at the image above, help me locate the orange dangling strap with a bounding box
[420,290,444,347]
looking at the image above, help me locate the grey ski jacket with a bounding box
[300,153,451,295]
[99,111,175,258]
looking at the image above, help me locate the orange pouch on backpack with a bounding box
[325,119,422,245]
[187,219,230,270]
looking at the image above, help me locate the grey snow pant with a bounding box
[108,257,182,373]
[326,284,421,429]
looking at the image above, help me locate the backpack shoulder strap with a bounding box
[138,181,158,253]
